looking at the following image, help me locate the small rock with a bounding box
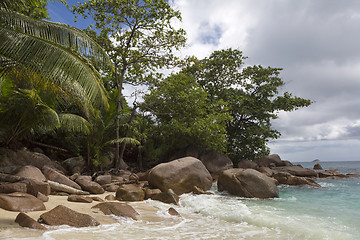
[91,196,104,202]
[150,189,179,205]
[94,175,112,185]
[192,186,213,195]
[168,207,180,216]
[75,176,105,194]
[91,202,139,220]
[144,188,162,200]
[36,192,49,202]
[103,183,119,192]
[115,184,145,201]
[15,212,47,230]
[0,192,46,212]
[313,163,323,170]
[39,205,100,227]
[105,194,115,201]
[67,195,93,203]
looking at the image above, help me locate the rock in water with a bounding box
[0,192,46,211]
[39,205,99,227]
[313,163,323,170]
[217,169,279,198]
[91,202,139,220]
[148,157,212,195]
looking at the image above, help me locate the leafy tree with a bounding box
[142,73,230,159]
[185,49,311,161]
[73,0,186,168]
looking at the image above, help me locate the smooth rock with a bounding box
[258,167,273,177]
[15,212,47,230]
[218,169,279,198]
[105,194,115,201]
[257,154,286,168]
[237,159,258,170]
[0,192,46,212]
[91,202,139,220]
[36,192,49,202]
[94,175,112,185]
[75,176,105,194]
[148,157,212,195]
[25,179,51,196]
[168,207,180,216]
[144,188,162,200]
[115,184,145,201]
[150,189,179,205]
[273,172,321,187]
[0,182,27,194]
[15,165,46,181]
[103,183,119,192]
[272,165,317,177]
[199,150,233,174]
[313,163,323,170]
[42,166,81,190]
[39,205,100,227]
[67,195,93,203]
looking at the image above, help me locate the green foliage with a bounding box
[184,49,312,161]
[143,73,231,157]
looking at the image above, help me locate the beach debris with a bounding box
[42,166,81,190]
[39,205,100,227]
[47,180,89,195]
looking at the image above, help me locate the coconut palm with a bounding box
[0,0,112,145]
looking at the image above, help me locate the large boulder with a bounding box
[256,154,287,168]
[217,169,279,198]
[75,176,105,194]
[273,172,320,187]
[42,166,81,190]
[62,156,86,175]
[15,213,48,230]
[14,165,46,181]
[0,192,46,211]
[272,165,317,177]
[148,157,212,195]
[199,150,233,174]
[0,148,65,174]
[39,205,100,227]
[0,182,27,194]
[115,184,145,201]
[91,202,139,220]
[237,159,258,170]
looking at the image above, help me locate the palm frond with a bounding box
[58,113,91,134]
[104,137,140,146]
[0,9,111,70]
[0,27,109,109]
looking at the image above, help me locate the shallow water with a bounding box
[1,161,359,240]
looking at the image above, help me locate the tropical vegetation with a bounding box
[0,0,311,172]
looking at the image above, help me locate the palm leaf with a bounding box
[0,9,111,70]
[58,113,91,134]
[104,137,140,146]
[0,27,109,109]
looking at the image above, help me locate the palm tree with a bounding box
[0,0,112,145]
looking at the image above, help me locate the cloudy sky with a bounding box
[48,0,360,162]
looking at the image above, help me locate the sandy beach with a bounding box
[0,192,162,234]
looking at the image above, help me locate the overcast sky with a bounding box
[48,0,360,162]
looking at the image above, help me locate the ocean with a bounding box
[1,161,359,240]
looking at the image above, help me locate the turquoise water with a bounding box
[2,161,359,240]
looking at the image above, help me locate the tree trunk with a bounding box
[118,105,137,168]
